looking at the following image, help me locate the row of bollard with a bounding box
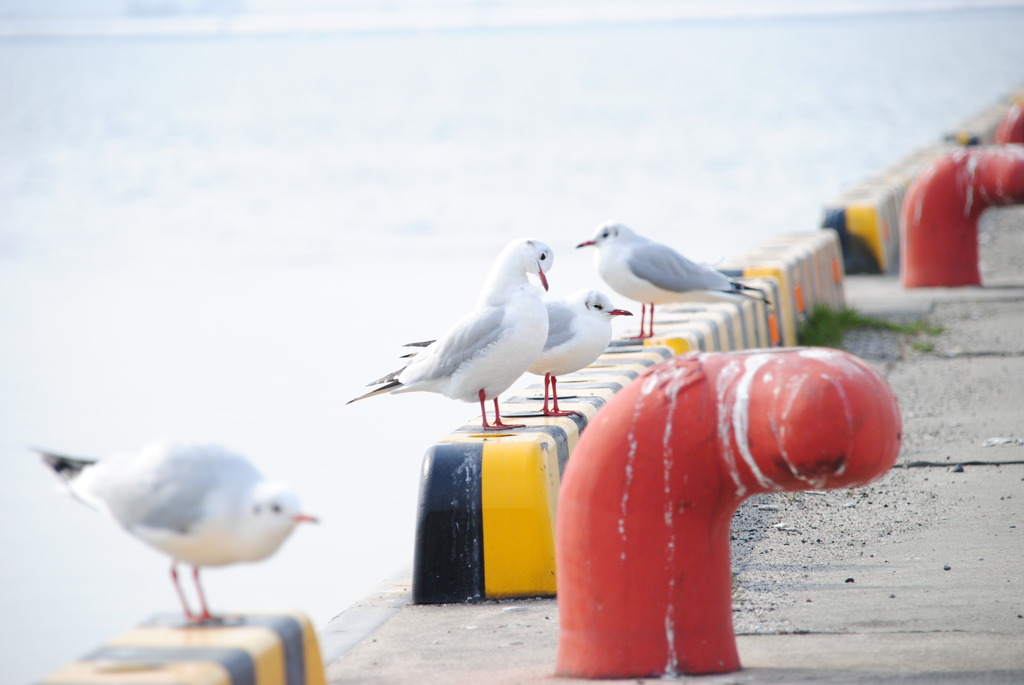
[823,84,1024,282]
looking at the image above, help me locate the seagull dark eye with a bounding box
[271,503,282,514]
[602,231,610,239]
[594,303,604,310]
[540,252,548,261]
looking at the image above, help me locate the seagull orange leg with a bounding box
[631,303,654,339]
[479,389,524,430]
[541,373,553,414]
[543,374,583,418]
[191,566,215,622]
[478,389,493,429]
[170,562,197,621]
[630,304,647,339]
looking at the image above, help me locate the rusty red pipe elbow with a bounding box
[901,145,1024,288]
[555,348,902,678]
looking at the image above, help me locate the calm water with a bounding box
[2,5,1024,681]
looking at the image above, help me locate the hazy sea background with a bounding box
[2,1,1023,680]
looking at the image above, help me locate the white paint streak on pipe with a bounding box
[731,353,782,492]
[664,605,678,677]
[662,380,678,676]
[911,160,940,225]
[964,152,979,219]
[634,360,688,674]
[776,372,815,485]
[641,371,661,396]
[715,359,748,498]
[825,374,852,478]
[797,347,842,362]
[618,381,648,561]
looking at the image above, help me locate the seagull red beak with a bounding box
[576,240,596,248]
[294,514,319,524]
[538,266,549,291]
[610,309,633,317]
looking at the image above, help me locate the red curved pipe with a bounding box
[556,348,902,678]
[901,145,1024,288]
[995,100,1024,144]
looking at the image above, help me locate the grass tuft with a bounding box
[798,305,944,348]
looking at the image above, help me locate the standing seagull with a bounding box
[39,440,317,623]
[528,289,632,417]
[349,238,554,430]
[577,221,767,338]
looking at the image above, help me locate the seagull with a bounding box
[577,221,768,338]
[39,440,317,623]
[349,238,554,430]
[528,289,632,417]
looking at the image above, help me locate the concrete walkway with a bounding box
[323,207,1024,684]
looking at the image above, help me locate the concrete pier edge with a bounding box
[323,86,1024,684]
[324,206,1024,684]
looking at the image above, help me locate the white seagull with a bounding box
[577,221,768,338]
[528,289,632,417]
[39,440,317,623]
[349,238,554,430]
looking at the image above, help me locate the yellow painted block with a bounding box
[788,235,832,309]
[655,318,712,349]
[733,277,776,347]
[558,383,618,407]
[765,229,844,308]
[743,242,814,315]
[846,203,892,273]
[523,368,642,425]
[667,307,735,350]
[247,610,326,685]
[106,625,283,685]
[707,301,759,349]
[729,298,762,349]
[598,347,672,364]
[739,276,780,346]
[807,230,845,307]
[645,335,694,355]
[595,352,672,372]
[40,660,230,684]
[739,250,804,308]
[586,360,660,377]
[742,265,798,346]
[733,298,761,349]
[40,613,326,685]
[481,437,560,598]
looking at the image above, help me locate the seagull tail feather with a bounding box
[36,449,97,483]
[730,282,772,305]
[347,379,403,405]
[35,449,104,511]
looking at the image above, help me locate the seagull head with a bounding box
[479,238,554,306]
[526,239,553,291]
[234,480,317,562]
[509,238,553,291]
[582,289,633,319]
[576,221,634,250]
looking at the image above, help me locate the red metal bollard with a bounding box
[901,145,1024,288]
[556,348,902,678]
[995,100,1024,144]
